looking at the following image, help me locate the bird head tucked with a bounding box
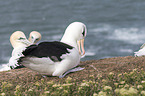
[61,22,87,56]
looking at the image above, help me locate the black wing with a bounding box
[22,41,73,61]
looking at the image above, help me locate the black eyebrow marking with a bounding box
[82,27,85,36]
[36,38,39,40]
[19,37,25,40]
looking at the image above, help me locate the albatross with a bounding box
[8,31,31,69]
[17,22,87,78]
[9,31,42,69]
[134,44,145,57]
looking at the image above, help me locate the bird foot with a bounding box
[59,67,84,78]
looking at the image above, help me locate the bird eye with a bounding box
[31,36,34,39]
[36,38,39,40]
[18,37,25,40]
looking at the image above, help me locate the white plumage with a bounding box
[18,22,87,78]
[8,31,31,69]
[134,46,145,57]
[8,31,42,69]
[28,31,41,44]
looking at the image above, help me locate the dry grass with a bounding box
[1,56,145,95]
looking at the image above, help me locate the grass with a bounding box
[1,56,145,96]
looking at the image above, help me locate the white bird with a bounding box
[140,43,145,49]
[8,31,31,69]
[134,46,145,57]
[8,31,42,69]
[29,31,41,44]
[17,22,87,78]
[10,31,41,48]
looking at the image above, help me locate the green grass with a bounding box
[1,68,145,96]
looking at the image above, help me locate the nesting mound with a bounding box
[1,56,145,83]
[1,56,145,95]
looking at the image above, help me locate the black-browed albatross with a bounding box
[11,22,87,78]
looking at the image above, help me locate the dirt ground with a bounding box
[1,56,145,84]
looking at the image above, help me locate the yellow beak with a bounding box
[77,39,85,56]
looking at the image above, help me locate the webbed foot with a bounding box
[59,67,84,78]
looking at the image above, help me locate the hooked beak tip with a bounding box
[78,39,85,56]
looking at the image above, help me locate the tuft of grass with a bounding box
[1,56,145,95]
[1,68,145,95]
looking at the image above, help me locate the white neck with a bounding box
[60,22,85,50]
[12,42,28,48]
[60,33,78,49]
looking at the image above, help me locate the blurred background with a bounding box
[0,0,145,69]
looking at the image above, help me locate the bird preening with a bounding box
[8,22,87,78]
[8,31,41,69]
[8,21,145,78]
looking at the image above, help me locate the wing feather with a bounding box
[22,41,73,61]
